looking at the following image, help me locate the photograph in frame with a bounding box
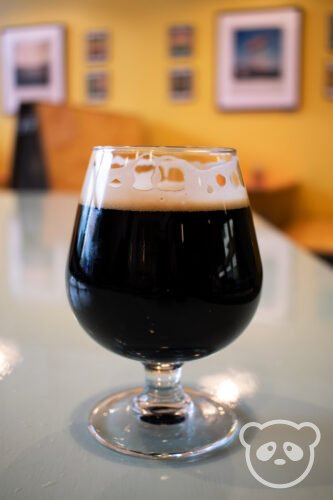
[86,30,109,63]
[216,8,302,111]
[1,24,66,115]
[328,15,333,50]
[168,25,194,58]
[169,68,194,101]
[86,71,108,102]
[325,62,333,100]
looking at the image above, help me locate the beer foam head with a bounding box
[81,146,249,211]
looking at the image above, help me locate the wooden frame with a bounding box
[1,24,66,114]
[216,7,302,111]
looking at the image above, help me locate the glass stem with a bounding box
[132,363,193,424]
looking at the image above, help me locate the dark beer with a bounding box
[66,204,262,362]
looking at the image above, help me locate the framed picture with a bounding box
[325,62,333,100]
[169,68,193,101]
[86,30,109,63]
[216,8,302,111]
[86,71,108,102]
[1,24,66,115]
[168,25,194,57]
[328,15,333,50]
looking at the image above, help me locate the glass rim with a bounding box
[92,145,237,155]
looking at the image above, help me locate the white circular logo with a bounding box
[239,419,321,489]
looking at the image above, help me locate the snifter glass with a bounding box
[66,146,262,459]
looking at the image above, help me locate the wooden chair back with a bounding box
[37,103,145,191]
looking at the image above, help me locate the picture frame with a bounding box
[168,25,194,58]
[325,61,333,100]
[1,24,66,115]
[328,15,333,51]
[169,68,193,102]
[216,7,302,111]
[85,30,109,63]
[86,71,108,103]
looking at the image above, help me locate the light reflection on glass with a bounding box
[7,197,69,302]
[199,371,258,405]
[0,340,22,380]
[218,220,238,280]
[255,229,293,323]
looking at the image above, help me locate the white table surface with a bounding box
[0,191,332,499]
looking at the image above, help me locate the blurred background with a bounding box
[0,0,333,263]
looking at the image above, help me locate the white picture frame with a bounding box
[1,24,66,114]
[216,7,302,111]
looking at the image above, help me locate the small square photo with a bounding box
[169,25,194,58]
[169,68,193,101]
[329,16,333,50]
[86,71,108,102]
[86,31,109,63]
[325,62,333,99]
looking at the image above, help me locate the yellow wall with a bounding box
[1,0,333,217]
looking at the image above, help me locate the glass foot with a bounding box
[88,387,239,460]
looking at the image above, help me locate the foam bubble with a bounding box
[81,150,249,211]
